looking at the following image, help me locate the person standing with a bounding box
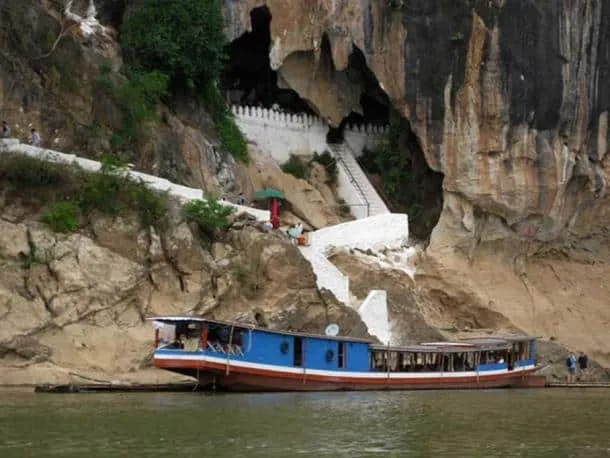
[31,128,41,147]
[566,352,577,383]
[577,352,588,380]
[1,121,11,138]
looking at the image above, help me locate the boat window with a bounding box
[294,337,303,367]
[516,341,530,360]
[338,342,346,368]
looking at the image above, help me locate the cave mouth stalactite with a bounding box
[220,6,316,115]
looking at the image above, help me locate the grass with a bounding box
[0,154,168,233]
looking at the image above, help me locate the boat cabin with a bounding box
[151,317,373,372]
[151,317,536,375]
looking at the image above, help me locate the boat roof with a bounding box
[147,317,537,349]
[370,344,473,353]
[147,316,374,343]
[370,341,510,353]
[459,335,536,344]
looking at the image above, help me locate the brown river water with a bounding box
[0,388,608,457]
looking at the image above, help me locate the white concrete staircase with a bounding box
[298,246,349,304]
[327,142,389,218]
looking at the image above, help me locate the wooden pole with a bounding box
[225,324,235,376]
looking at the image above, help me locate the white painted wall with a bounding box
[231,106,328,163]
[359,290,391,345]
[0,139,270,221]
[344,124,388,157]
[308,213,409,254]
[232,106,388,162]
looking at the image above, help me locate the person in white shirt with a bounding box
[31,128,41,146]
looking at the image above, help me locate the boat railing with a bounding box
[207,341,244,356]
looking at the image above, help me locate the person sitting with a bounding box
[1,121,11,138]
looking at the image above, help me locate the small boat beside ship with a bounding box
[149,316,540,392]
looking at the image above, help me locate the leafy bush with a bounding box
[0,155,67,188]
[118,0,248,163]
[97,70,169,149]
[114,70,169,144]
[43,201,81,233]
[120,0,226,92]
[216,115,248,163]
[281,155,309,179]
[201,83,249,163]
[130,182,168,229]
[0,154,168,232]
[79,167,127,216]
[312,151,338,185]
[183,198,235,242]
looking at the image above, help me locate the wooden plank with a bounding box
[34,383,204,393]
[546,382,610,388]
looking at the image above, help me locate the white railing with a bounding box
[328,143,390,219]
[0,139,270,221]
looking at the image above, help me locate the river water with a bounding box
[0,388,608,457]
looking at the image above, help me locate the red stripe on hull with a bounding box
[155,358,537,392]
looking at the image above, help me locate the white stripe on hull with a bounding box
[154,353,536,380]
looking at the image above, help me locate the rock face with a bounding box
[0,204,370,384]
[225,0,610,241]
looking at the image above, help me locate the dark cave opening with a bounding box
[335,46,443,240]
[220,6,316,115]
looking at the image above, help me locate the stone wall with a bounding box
[344,124,388,157]
[231,105,388,162]
[231,105,328,162]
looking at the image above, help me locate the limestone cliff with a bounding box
[223,0,610,369]
[226,0,609,241]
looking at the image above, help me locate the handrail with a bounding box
[330,143,370,218]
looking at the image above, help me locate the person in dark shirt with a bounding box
[577,352,588,379]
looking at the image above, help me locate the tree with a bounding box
[120,0,226,92]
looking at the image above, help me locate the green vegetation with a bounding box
[357,112,443,238]
[0,154,168,233]
[201,83,249,163]
[450,32,465,42]
[120,0,226,93]
[43,201,81,233]
[117,0,248,162]
[183,197,235,243]
[281,155,309,179]
[388,0,405,9]
[359,116,407,197]
[312,151,338,185]
[281,151,338,185]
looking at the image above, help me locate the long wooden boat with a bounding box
[148,316,539,392]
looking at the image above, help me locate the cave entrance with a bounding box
[220,6,317,115]
[334,47,443,241]
[327,127,343,144]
